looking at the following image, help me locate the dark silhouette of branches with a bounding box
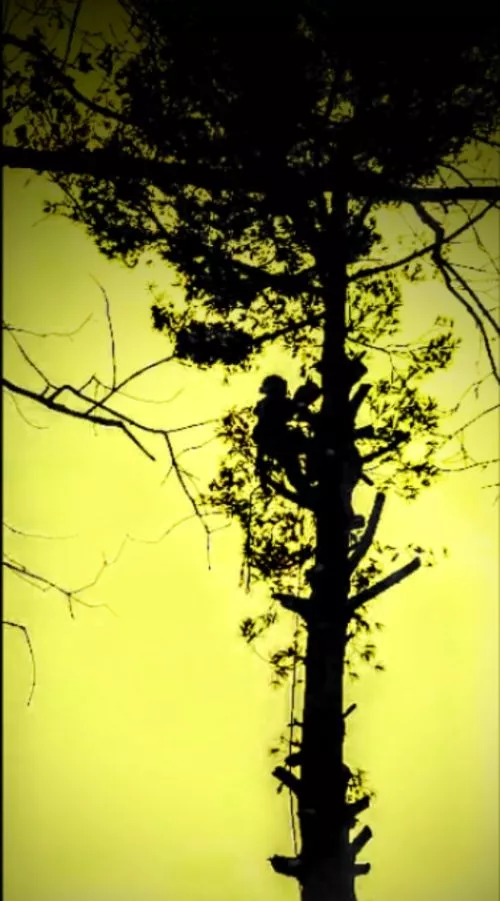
[349,201,497,284]
[413,203,500,382]
[2,531,122,707]
[4,32,131,125]
[2,292,217,533]
[3,287,227,706]
[3,553,118,619]
[4,144,500,205]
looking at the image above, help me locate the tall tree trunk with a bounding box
[299,186,358,901]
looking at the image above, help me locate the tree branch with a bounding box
[3,144,500,204]
[2,619,36,706]
[4,33,130,125]
[348,492,386,573]
[349,202,497,284]
[273,592,311,621]
[3,555,117,619]
[347,556,421,615]
[413,202,499,382]
[91,277,118,388]
[2,310,214,532]
[350,825,373,857]
[272,765,301,797]
[3,376,157,460]
[345,795,371,824]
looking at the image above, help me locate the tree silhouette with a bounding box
[3,6,499,899]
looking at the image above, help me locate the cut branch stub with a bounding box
[354,861,371,876]
[345,795,371,825]
[349,491,386,573]
[268,854,302,879]
[350,824,373,858]
[272,765,301,797]
[273,591,311,621]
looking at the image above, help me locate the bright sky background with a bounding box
[3,153,499,901]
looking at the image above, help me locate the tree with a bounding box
[3,5,499,899]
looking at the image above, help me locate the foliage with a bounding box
[3,13,499,369]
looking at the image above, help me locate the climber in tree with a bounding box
[252,362,378,528]
[252,375,313,497]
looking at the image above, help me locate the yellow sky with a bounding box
[3,169,499,901]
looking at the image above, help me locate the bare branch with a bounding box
[3,521,76,540]
[4,309,217,531]
[3,376,157,460]
[439,457,498,473]
[272,765,301,797]
[444,403,500,443]
[2,620,36,706]
[162,432,212,567]
[61,0,84,70]
[441,256,499,336]
[349,202,496,284]
[347,557,422,616]
[88,372,181,407]
[91,277,118,389]
[3,313,93,339]
[168,417,220,434]
[4,322,51,386]
[5,387,48,429]
[350,825,373,857]
[4,359,214,538]
[413,203,500,383]
[85,352,175,415]
[3,555,117,619]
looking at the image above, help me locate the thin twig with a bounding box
[3,556,117,618]
[413,202,499,383]
[62,0,84,69]
[3,313,92,339]
[91,276,118,389]
[3,377,157,460]
[4,33,130,124]
[3,521,76,540]
[349,203,496,284]
[2,620,36,706]
[85,353,176,415]
[162,432,212,567]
